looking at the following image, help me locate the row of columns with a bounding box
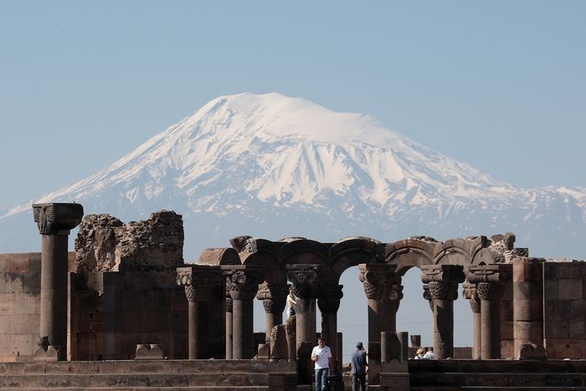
[29,203,546,365]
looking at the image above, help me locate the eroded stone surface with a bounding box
[74,210,184,272]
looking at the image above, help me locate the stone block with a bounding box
[380,373,410,388]
[558,278,583,300]
[170,290,188,311]
[501,340,514,359]
[7,255,31,274]
[170,311,188,333]
[104,332,122,356]
[514,298,542,321]
[0,333,37,356]
[152,272,178,290]
[546,338,584,359]
[500,319,514,339]
[124,272,154,291]
[544,319,569,339]
[572,299,586,319]
[3,274,25,293]
[7,314,37,334]
[148,291,172,309]
[544,278,559,299]
[569,318,585,338]
[514,321,544,341]
[555,262,586,279]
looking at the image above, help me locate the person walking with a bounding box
[311,337,332,391]
[351,341,368,391]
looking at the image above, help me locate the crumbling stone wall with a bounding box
[74,210,184,272]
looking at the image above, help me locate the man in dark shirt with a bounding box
[351,342,368,391]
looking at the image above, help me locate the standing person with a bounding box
[423,346,436,359]
[286,286,297,319]
[311,337,332,391]
[414,347,425,359]
[351,341,368,391]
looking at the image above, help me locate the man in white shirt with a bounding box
[423,346,436,359]
[311,337,332,391]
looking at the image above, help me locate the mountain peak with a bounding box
[195,92,405,146]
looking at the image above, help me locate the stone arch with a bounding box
[330,236,385,282]
[385,237,439,276]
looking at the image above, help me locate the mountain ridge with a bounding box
[0,92,585,260]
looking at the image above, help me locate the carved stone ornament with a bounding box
[286,266,320,300]
[476,281,503,301]
[33,203,84,235]
[317,284,344,314]
[462,283,480,313]
[257,283,288,314]
[228,270,261,301]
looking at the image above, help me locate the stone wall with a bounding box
[74,210,184,272]
[71,270,189,360]
[543,260,586,359]
[0,253,41,361]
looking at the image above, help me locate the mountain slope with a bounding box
[1,92,585,260]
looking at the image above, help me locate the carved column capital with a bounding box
[286,265,321,300]
[226,269,262,301]
[256,282,288,314]
[462,283,481,313]
[467,264,511,285]
[358,263,397,300]
[421,264,465,301]
[33,203,84,235]
[476,281,504,301]
[176,265,222,302]
[318,284,344,314]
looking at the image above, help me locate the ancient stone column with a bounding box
[257,282,288,343]
[468,264,511,359]
[421,264,465,359]
[462,283,481,359]
[358,263,398,386]
[225,285,234,359]
[513,257,545,358]
[287,265,321,385]
[286,265,320,350]
[317,284,343,373]
[176,265,221,359]
[33,202,83,361]
[227,268,261,359]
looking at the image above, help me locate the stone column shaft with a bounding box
[177,265,222,359]
[513,258,545,357]
[257,283,288,343]
[33,203,83,361]
[359,263,399,386]
[40,235,69,358]
[287,266,320,351]
[468,264,511,359]
[422,264,465,359]
[227,269,261,359]
[225,298,233,359]
[318,284,343,373]
[462,284,481,359]
[232,298,255,359]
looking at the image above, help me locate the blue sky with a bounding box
[1,1,585,210]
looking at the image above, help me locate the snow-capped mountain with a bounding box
[1,92,585,261]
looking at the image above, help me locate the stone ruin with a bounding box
[74,210,184,272]
[0,202,585,391]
